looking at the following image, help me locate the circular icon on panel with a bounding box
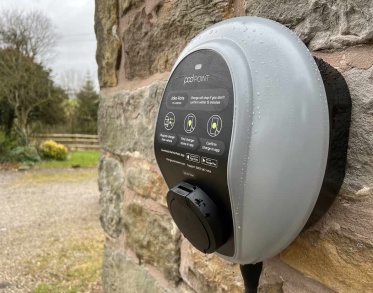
[184,113,197,133]
[164,112,175,130]
[207,115,222,137]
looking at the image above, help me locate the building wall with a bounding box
[95,1,373,292]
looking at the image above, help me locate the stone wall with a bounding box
[95,1,373,292]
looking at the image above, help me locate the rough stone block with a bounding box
[119,0,234,79]
[281,197,373,293]
[180,240,243,293]
[244,0,373,50]
[342,66,373,190]
[98,80,166,162]
[123,201,181,283]
[95,0,121,87]
[126,165,168,205]
[102,244,170,293]
[259,257,335,293]
[98,156,125,238]
[313,45,373,73]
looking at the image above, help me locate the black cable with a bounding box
[240,262,263,293]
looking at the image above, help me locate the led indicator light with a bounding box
[195,64,202,70]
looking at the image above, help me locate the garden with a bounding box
[0,7,104,292]
[0,135,100,171]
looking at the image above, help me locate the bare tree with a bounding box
[0,9,61,145]
[0,9,57,62]
[58,69,85,99]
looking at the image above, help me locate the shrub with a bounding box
[39,140,68,161]
[8,145,41,162]
[0,131,19,158]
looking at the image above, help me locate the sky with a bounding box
[0,0,98,90]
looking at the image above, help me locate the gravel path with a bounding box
[0,168,103,293]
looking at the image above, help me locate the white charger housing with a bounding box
[154,17,329,264]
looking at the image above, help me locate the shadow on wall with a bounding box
[306,58,352,229]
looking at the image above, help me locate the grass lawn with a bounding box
[27,232,104,293]
[37,150,100,168]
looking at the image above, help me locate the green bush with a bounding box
[0,131,18,158]
[39,140,68,161]
[8,146,41,162]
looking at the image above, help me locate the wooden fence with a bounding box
[30,133,99,151]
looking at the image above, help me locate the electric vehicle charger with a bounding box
[154,16,351,292]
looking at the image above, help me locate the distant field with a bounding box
[37,150,100,168]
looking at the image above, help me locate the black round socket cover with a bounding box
[169,195,210,251]
[167,182,228,253]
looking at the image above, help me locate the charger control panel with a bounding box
[154,49,235,256]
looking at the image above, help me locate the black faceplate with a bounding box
[154,49,235,256]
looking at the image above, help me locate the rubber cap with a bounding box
[167,182,228,253]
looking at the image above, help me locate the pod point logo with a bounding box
[184,74,210,85]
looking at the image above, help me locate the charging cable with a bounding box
[240,262,263,293]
